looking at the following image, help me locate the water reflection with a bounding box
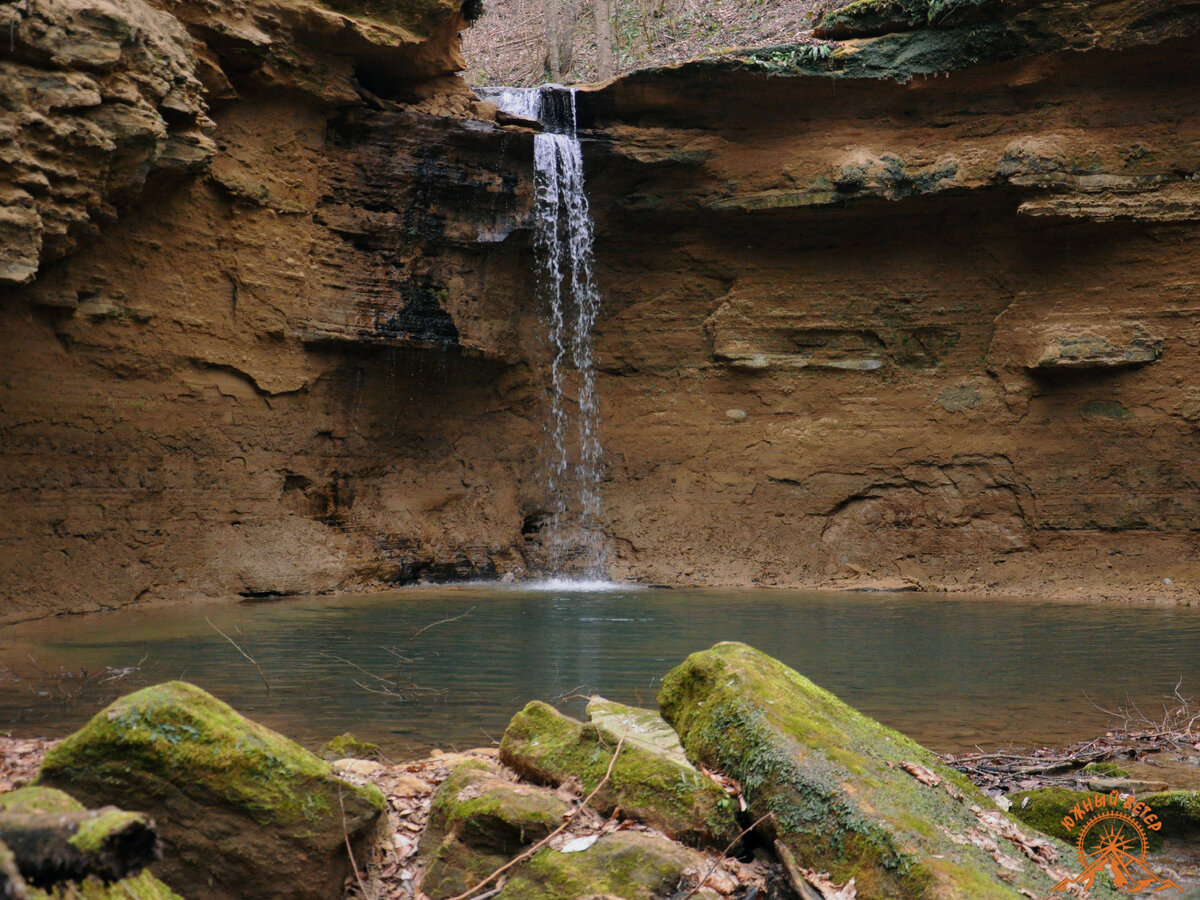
[1,587,1197,760]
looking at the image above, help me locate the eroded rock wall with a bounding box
[2,0,1198,621]
[578,5,1200,597]
[0,0,552,622]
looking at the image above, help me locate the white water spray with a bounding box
[480,86,607,577]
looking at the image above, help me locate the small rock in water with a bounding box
[725,408,747,421]
[1164,577,1173,584]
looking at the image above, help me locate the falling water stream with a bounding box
[480,86,606,577]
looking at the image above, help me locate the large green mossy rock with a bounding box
[36,682,384,900]
[659,643,1121,900]
[0,786,181,900]
[499,700,738,847]
[419,758,571,899]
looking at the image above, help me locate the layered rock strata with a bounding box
[2,0,1199,621]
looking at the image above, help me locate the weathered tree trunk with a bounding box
[545,0,562,79]
[544,0,580,80]
[0,840,28,900]
[0,808,158,889]
[593,0,614,80]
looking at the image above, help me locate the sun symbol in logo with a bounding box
[1053,810,1183,894]
[1076,812,1148,868]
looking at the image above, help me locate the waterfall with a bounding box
[479,86,607,578]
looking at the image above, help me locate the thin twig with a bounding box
[205,617,271,694]
[339,787,373,899]
[445,733,627,900]
[678,811,775,900]
[409,606,477,642]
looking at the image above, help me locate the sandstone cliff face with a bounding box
[0,0,540,621]
[577,0,1200,596]
[2,0,1198,621]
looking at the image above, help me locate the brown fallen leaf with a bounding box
[899,762,941,787]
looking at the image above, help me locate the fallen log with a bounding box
[0,807,158,888]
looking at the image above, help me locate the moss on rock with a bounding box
[0,787,180,900]
[814,0,1001,39]
[0,786,83,816]
[1008,787,1091,844]
[25,871,181,900]
[658,642,1119,900]
[319,732,382,761]
[498,832,707,900]
[37,681,384,900]
[419,757,575,897]
[1009,786,1189,850]
[1081,762,1131,779]
[1141,791,1200,839]
[499,701,738,847]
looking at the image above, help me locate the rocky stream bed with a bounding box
[2,644,1198,900]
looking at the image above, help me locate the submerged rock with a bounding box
[659,642,1119,899]
[500,700,739,847]
[36,681,384,900]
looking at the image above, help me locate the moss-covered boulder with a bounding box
[659,643,1121,900]
[499,700,738,847]
[0,787,180,900]
[419,758,571,899]
[36,681,384,900]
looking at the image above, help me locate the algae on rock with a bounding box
[658,642,1121,900]
[499,700,739,847]
[36,681,384,900]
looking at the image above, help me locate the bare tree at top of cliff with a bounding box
[545,0,581,80]
[593,0,614,80]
